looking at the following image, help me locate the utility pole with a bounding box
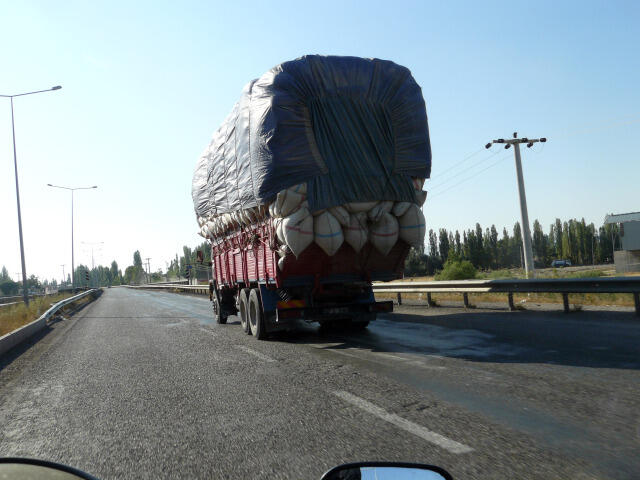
[486,133,547,278]
[145,258,151,284]
[61,265,66,285]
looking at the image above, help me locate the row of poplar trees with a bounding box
[406,218,620,276]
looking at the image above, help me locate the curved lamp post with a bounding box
[1,86,62,305]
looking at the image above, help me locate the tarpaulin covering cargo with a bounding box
[192,55,431,221]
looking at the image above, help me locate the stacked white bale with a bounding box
[368,201,393,222]
[398,204,426,247]
[369,212,399,255]
[346,201,378,213]
[268,177,428,266]
[314,211,344,256]
[344,212,368,252]
[282,205,313,257]
[328,206,350,227]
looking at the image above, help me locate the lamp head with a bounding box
[51,86,62,90]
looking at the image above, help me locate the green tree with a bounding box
[532,220,546,266]
[133,251,143,268]
[0,266,9,282]
[0,279,18,295]
[438,228,450,263]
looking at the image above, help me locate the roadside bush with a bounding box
[435,259,477,280]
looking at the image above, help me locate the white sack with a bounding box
[289,183,307,195]
[392,201,412,217]
[346,201,378,213]
[412,177,425,190]
[283,208,313,257]
[328,206,350,226]
[398,204,426,247]
[344,212,368,253]
[275,189,306,217]
[278,256,286,271]
[415,190,427,206]
[369,212,399,256]
[275,218,285,244]
[368,200,393,222]
[314,211,344,256]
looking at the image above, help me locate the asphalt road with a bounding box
[1,288,638,479]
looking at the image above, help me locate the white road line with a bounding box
[333,390,473,454]
[235,345,276,363]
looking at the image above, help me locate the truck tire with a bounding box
[239,288,251,334]
[351,313,375,330]
[212,295,226,324]
[248,288,267,339]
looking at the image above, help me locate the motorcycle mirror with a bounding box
[0,458,99,480]
[321,462,453,480]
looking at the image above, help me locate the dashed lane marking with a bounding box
[333,390,473,454]
[235,345,276,363]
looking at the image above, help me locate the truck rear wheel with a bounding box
[212,295,226,324]
[351,313,375,330]
[239,288,251,334]
[248,288,267,340]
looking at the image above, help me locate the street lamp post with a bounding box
[47,184,97,289]
[1,86,62,305]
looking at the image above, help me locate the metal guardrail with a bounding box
[0,289,101,357]
[128,284,209,294]
[373,277,640,315]
[129,277,640,315]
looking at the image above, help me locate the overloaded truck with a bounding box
[192,55,431,339]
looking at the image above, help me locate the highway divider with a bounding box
[0,288,102,358]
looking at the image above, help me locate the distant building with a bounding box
[604,212,640,273]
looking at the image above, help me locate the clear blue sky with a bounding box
[1,0,638,282]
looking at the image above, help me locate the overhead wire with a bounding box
[428,152,513,201]
[427,148,502,192]
[431,147,484,179]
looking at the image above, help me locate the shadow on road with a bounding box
[274,308,640,370]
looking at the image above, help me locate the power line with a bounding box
[428,149,502,192]
[428,152,512,200]
[431,147,484,179]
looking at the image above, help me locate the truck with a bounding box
[194,55,431,339]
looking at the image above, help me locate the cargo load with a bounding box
[192,55,431,258]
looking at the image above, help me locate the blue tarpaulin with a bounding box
[192,55,431,218]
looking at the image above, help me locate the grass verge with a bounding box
[0,292,75,337]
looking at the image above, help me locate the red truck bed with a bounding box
[211,220,409,288]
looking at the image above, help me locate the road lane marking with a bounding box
[235,345,276,363]
[333,390,473,454]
